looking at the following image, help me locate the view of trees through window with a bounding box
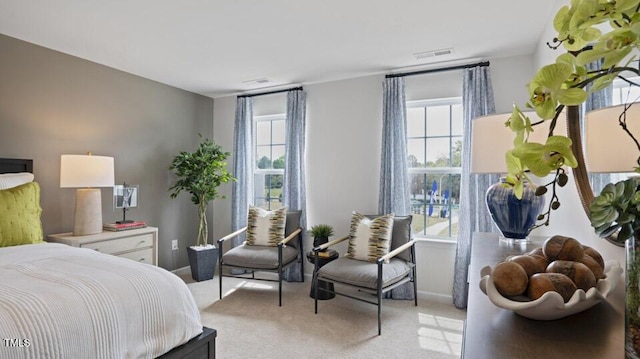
[254,115,285,210]
[407,98,462,238]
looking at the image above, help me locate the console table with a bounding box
[462,232,624,359]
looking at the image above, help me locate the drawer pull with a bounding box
[139,258,146,262]
[138,241,146,245]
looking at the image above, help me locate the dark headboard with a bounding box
[0,158,33,174]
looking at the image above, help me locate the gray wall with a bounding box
[0,34,215,270]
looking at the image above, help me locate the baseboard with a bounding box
[416,290,453,304]
[172,266,191,276]
[303,273,453,305]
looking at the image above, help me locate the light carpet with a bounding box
[181,273,466,359]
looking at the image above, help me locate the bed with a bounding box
[0,158,216,359]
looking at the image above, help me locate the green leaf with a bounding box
[602,47,633,68]
[557,88,588,106]
[553,5,571,33]
[505,150,523,174]
[576,48,610,66]
[514,178,524,199]
[556,53,577,66]
[590,73,618,92]
[615,0,640,13]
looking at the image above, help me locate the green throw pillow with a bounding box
[246,205,287,247]
[0,182,43,247]
[346,212,394,262]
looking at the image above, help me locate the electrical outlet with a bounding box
[171,239,179,251]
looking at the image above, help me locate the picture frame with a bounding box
[113,184,138,209]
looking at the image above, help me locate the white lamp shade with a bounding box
[585,103,640,173]
[471,111,566,173]
[60,155,115,188]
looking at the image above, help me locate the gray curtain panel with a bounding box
[453,65,496,309]
[583,59,613,194]
[379,77,414,299]
[231,96,254,248]
[282,89,307,282]
[379,77,411,216]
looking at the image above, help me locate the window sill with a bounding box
[415,236,457,246]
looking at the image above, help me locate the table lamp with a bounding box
[585,103,640,174]
[471,111,563,241]
[60,154,115,236]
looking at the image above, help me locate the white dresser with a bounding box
[47,226,158,265]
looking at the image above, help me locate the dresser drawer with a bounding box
[81,234,154,255]
[118,248,153,264]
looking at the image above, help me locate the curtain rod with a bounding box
[385,61,490,79]
[238,86,303,98]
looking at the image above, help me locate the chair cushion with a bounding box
[285,210,302,249]
[365,215,413,261]
[345,212,393,262]
[246,205,287,246]
[222,244,298,269]
[317,257,411,290]
[389,215,413,261]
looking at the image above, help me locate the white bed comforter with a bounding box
[0,243,202,359]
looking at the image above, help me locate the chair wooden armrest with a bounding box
[217,227,247,245]
[278,227,303,247]
[313,235,349,252]
[377,239,417,264]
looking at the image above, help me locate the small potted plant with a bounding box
[310,224,334,250]
[589,177,640,356]
[169,136,235,281]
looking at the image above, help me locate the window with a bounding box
[407,97,462,239]
[254,114,285,210]
[612,76,640,105]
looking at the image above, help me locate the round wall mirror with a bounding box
[566,106,623,247]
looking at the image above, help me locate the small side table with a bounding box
[307,249,339,300]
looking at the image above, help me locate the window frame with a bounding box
[611,76,640,105]
[406,97,462,241]
[253,113,286,210]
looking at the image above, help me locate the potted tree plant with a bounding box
[310,224,334,250]
[169,136,235,281]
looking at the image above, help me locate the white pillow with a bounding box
[0,172,34,190]
[245,206,287,246]
[346,212,394,262]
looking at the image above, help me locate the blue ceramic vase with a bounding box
[485,179,545,240]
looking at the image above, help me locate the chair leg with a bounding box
[313,254,319,314]
[279,271,283,307]
[412,244,418,306]
[377,263,383,335]
[219,267,223,300]
[377,289,382,335]
[218,250,223,300]
[278,246,283,307]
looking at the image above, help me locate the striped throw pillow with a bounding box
[246,205,287,246]
[346,212,394,262]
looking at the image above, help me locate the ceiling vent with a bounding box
[242,78,270,86]
[414,48,453,59]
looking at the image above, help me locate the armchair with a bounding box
[218,210,303,306]
[312,215,417,335]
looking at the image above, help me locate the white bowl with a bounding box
[479,260,623,320]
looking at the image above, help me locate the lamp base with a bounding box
[485,179,545,241]
[73,188,103,236]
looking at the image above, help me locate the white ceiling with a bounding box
[0,0,560,98]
